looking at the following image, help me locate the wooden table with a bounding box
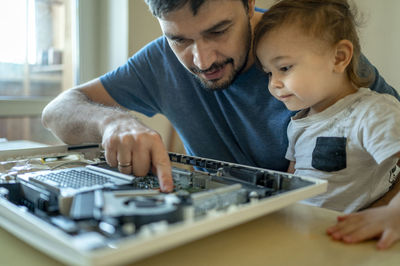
[0,203,398,266]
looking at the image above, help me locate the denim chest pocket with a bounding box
[312,137,347,172]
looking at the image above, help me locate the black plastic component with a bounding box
[222,166,264,185]
[69,190,184,229]
[0,181,58,214]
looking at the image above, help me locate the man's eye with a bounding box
[171,38,188,46]
[280,65,292,72]
[210,29,228,36]
[174,39,185,44]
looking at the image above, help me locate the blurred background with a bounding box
[0,0,399,153]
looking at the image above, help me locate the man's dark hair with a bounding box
[144,0,249,18]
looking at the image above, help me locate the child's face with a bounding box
[256,24,345,113]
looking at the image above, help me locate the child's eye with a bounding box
[280,65,292,72]
[265,72,272,78]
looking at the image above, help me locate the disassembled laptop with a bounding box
[0,145,326,265]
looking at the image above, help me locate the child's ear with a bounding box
[333,40,353,73]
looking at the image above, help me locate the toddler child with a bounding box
[253,0,400,249]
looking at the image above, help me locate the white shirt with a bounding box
[286,88,400,213]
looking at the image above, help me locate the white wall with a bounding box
[78,0,129,83]
[98,0,129,76]
[77,0,99,84]
[356,0,400,91]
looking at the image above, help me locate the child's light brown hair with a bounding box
[253,0,373,88]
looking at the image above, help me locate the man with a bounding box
[42,0,399,194]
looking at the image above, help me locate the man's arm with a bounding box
[42,79,173,192]
[42,79,115,144]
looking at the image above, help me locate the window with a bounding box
[0,0,73,144]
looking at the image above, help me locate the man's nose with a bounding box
[192,40,216,71]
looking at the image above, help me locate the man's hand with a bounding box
[102,117,173,192]
[42,80,173,192]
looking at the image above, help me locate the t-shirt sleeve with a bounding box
[285,121,296,161]
[360,94,400,164]
[100,37,167,117]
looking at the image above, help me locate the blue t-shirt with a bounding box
[100,36,399,172]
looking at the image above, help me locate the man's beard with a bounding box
[190,21,252,92]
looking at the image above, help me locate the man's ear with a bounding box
[333,40,353,73]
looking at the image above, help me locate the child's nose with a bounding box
[270,75,284,89]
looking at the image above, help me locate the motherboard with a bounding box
[0,148,326,265]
